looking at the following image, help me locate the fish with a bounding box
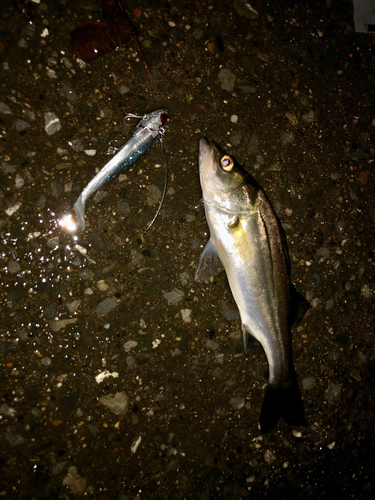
[195,138,309,433]
[73,109,168,230]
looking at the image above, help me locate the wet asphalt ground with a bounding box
[1,0,375,498]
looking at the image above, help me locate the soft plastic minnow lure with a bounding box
[73,109,168,230]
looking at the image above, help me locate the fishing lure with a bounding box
[73,108,168,230]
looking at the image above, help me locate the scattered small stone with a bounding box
[234,0,259,19]
[126,356,136,369]
[131,435,142,453]
[302,110,314,123]
[68,139,84,152]
[248,134,259,154]
[264,450,276,463]
[220,301,240,321]
[97,280,109,292]
[44,112,61,135]
[327,441,336,450]
[215,353,224,364]
[230,396,245,410]
[8,261,20,273]
[95,370,119,384]
[325,382,342,404]
[292,430,302,438]
[162,288,184,305]
[59,85,77,105]
[52,462,66,475]
[302,377,316,390]
[361,284,373,299]
[325,298,334,310]
[5,202,22,216]
[152,338,161,348]
[41,357,52,366]
[15,119,30,131]
[285,112,298,126]
[0,404,16,417]
[67,299,81,313]
[280,131,295,146]
[146,185,161,206]
[230,114,238,124]
[62,466,87,495]
[330,172,341,180]
[84,149,96,156]
[130,249,146,266]
[179,271,190,285]
[218,68,236,92]
[50,318,78,332]
[116,201,131,215]
[124,340,138,352]
[180,309,192,323]
[0,102,13,114]
[13,173,23,190]
[96,297,117,316]
[119,85,130,94]
[241,86,257,94]
[99,392,129,415]
[206,339,219,350]
[5,426,24,446]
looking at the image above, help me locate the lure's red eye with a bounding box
[160,112,168,123]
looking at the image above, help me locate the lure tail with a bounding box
[259,377,305,434]
[74,195,86,230]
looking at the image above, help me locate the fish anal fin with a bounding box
[289,284,310,329]
[195,239,224,282]
[242,323,250,352]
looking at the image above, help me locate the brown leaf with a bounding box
[71,0,152,82]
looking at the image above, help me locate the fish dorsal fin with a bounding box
[195,239,224,282]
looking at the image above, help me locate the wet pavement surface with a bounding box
[1,0,375,498]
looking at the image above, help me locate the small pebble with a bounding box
[44,112,61,135]
[99,392,129,415]
[230,396,245,410]
[124,340,138,352]
[97,280,109,292]
[230,114,238,124]
[8,261,20,273]
[180,309,192,323]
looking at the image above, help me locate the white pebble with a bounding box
[180,309,192,323]
[84,149,96,156]
[97,280,109,291]
[230,114,238,124]
[5,202,21,216]
[15,174,24,188]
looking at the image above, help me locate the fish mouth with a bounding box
[198,138,217,179]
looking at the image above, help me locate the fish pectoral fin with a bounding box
[195,239,224,282]
[289,284,310,329]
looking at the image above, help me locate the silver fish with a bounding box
[73,109,168,230]
[195,138,309,433]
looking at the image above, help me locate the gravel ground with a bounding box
[1,0,375,499]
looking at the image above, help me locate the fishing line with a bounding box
[130,135,169,244]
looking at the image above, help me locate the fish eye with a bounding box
[221,155,234,171]
[160,112,168,123]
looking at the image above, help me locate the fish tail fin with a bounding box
[259,377,305,434]
[73,195,86,230]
